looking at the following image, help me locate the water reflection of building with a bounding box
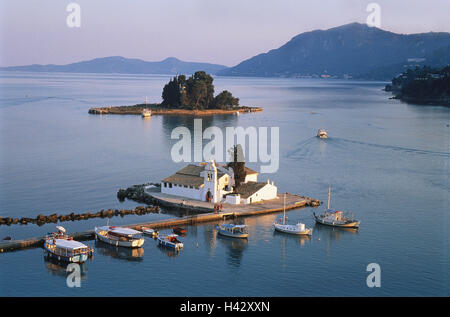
[95,241,144,261]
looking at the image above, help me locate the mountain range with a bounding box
[0,56,227,75]
[2,23,450,80]
[218,23,450,80]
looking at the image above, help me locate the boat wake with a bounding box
[332,137,450,158]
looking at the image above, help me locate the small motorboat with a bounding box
[141,226,158,238]
[216,224,248,239]
[172,227,187,235]
[44,226,93,263]
[141,108,152,117]
[314,188,360,229]
[157,233,184,251]
[317,128,328,139]
[273,194,312,235]
[95,226,145,248]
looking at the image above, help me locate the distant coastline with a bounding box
[385,65,450,106]
[88,104,263,116]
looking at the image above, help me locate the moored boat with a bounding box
[273,194,312,235]
[314,188,360,229]
[141,108,152,117]
[317,128,327,139]
[94,226,145,248]
[44,227,93,263]
[172,227,187,235]
[157,233,184,251]
[141,226,158,238]
[216,224,249,239]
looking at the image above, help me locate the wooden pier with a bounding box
[0,192,320,253]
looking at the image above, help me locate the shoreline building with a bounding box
[161,160,277,205]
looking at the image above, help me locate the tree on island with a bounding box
[161,71,239,110]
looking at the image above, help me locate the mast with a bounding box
[283,193,286,224]
[327,187,331,210]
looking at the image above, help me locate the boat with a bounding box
[94,226,145,248]
[216,224,249,238]
[317,128,328,139]
[273,194,313,235]
[157,233,184,251]
[172,227,187,235]
[141,226,158,238]
[43,226,93,263]
[313,188,360,229]
[141,108,152,117]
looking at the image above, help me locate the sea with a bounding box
[0,71,448,296]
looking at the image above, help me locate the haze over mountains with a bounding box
[2,23,450,80]
[0,56,228,75]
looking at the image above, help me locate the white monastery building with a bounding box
[161,160,277,205]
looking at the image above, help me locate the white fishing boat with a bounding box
[317,128,327,139]
[141,226,158,238]
[216,224,249,238]
[141,108,152,117]
[94,226,145,248]
[273,194,312,235]
[44,226,93,263]
[157,233,184,251]
[313,188,360,229]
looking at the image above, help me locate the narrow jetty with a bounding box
[0,186,320,253]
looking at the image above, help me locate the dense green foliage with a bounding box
[227,145,246,191]
[161,71,239,109]
[389,66,450,103]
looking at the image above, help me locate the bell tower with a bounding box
[202,159,218,203]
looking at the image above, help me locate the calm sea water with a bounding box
[0,72,448,296]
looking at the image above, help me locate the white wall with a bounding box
[161,183,203,201]
[245,174,258,183]
[242,183,277,204]
[225,194,240,205]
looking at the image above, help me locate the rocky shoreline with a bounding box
[88,103,263,115]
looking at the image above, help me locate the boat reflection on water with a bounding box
[273,229,312,247]
[218,234,248,268]
[157,244,181,258]
[94,241,144,261]
[43,255,88,280]
[313,222,359,241]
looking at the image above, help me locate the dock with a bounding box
[0,189,320,253]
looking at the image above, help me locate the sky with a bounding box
[1,0,450,67]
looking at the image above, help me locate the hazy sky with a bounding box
[1,0,450,67]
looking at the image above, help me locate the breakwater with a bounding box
[0,205,160,227]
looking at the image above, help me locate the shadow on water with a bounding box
[94,240,144,261]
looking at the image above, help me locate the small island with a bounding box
[385,66,450,106]
[89,71,263,115]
